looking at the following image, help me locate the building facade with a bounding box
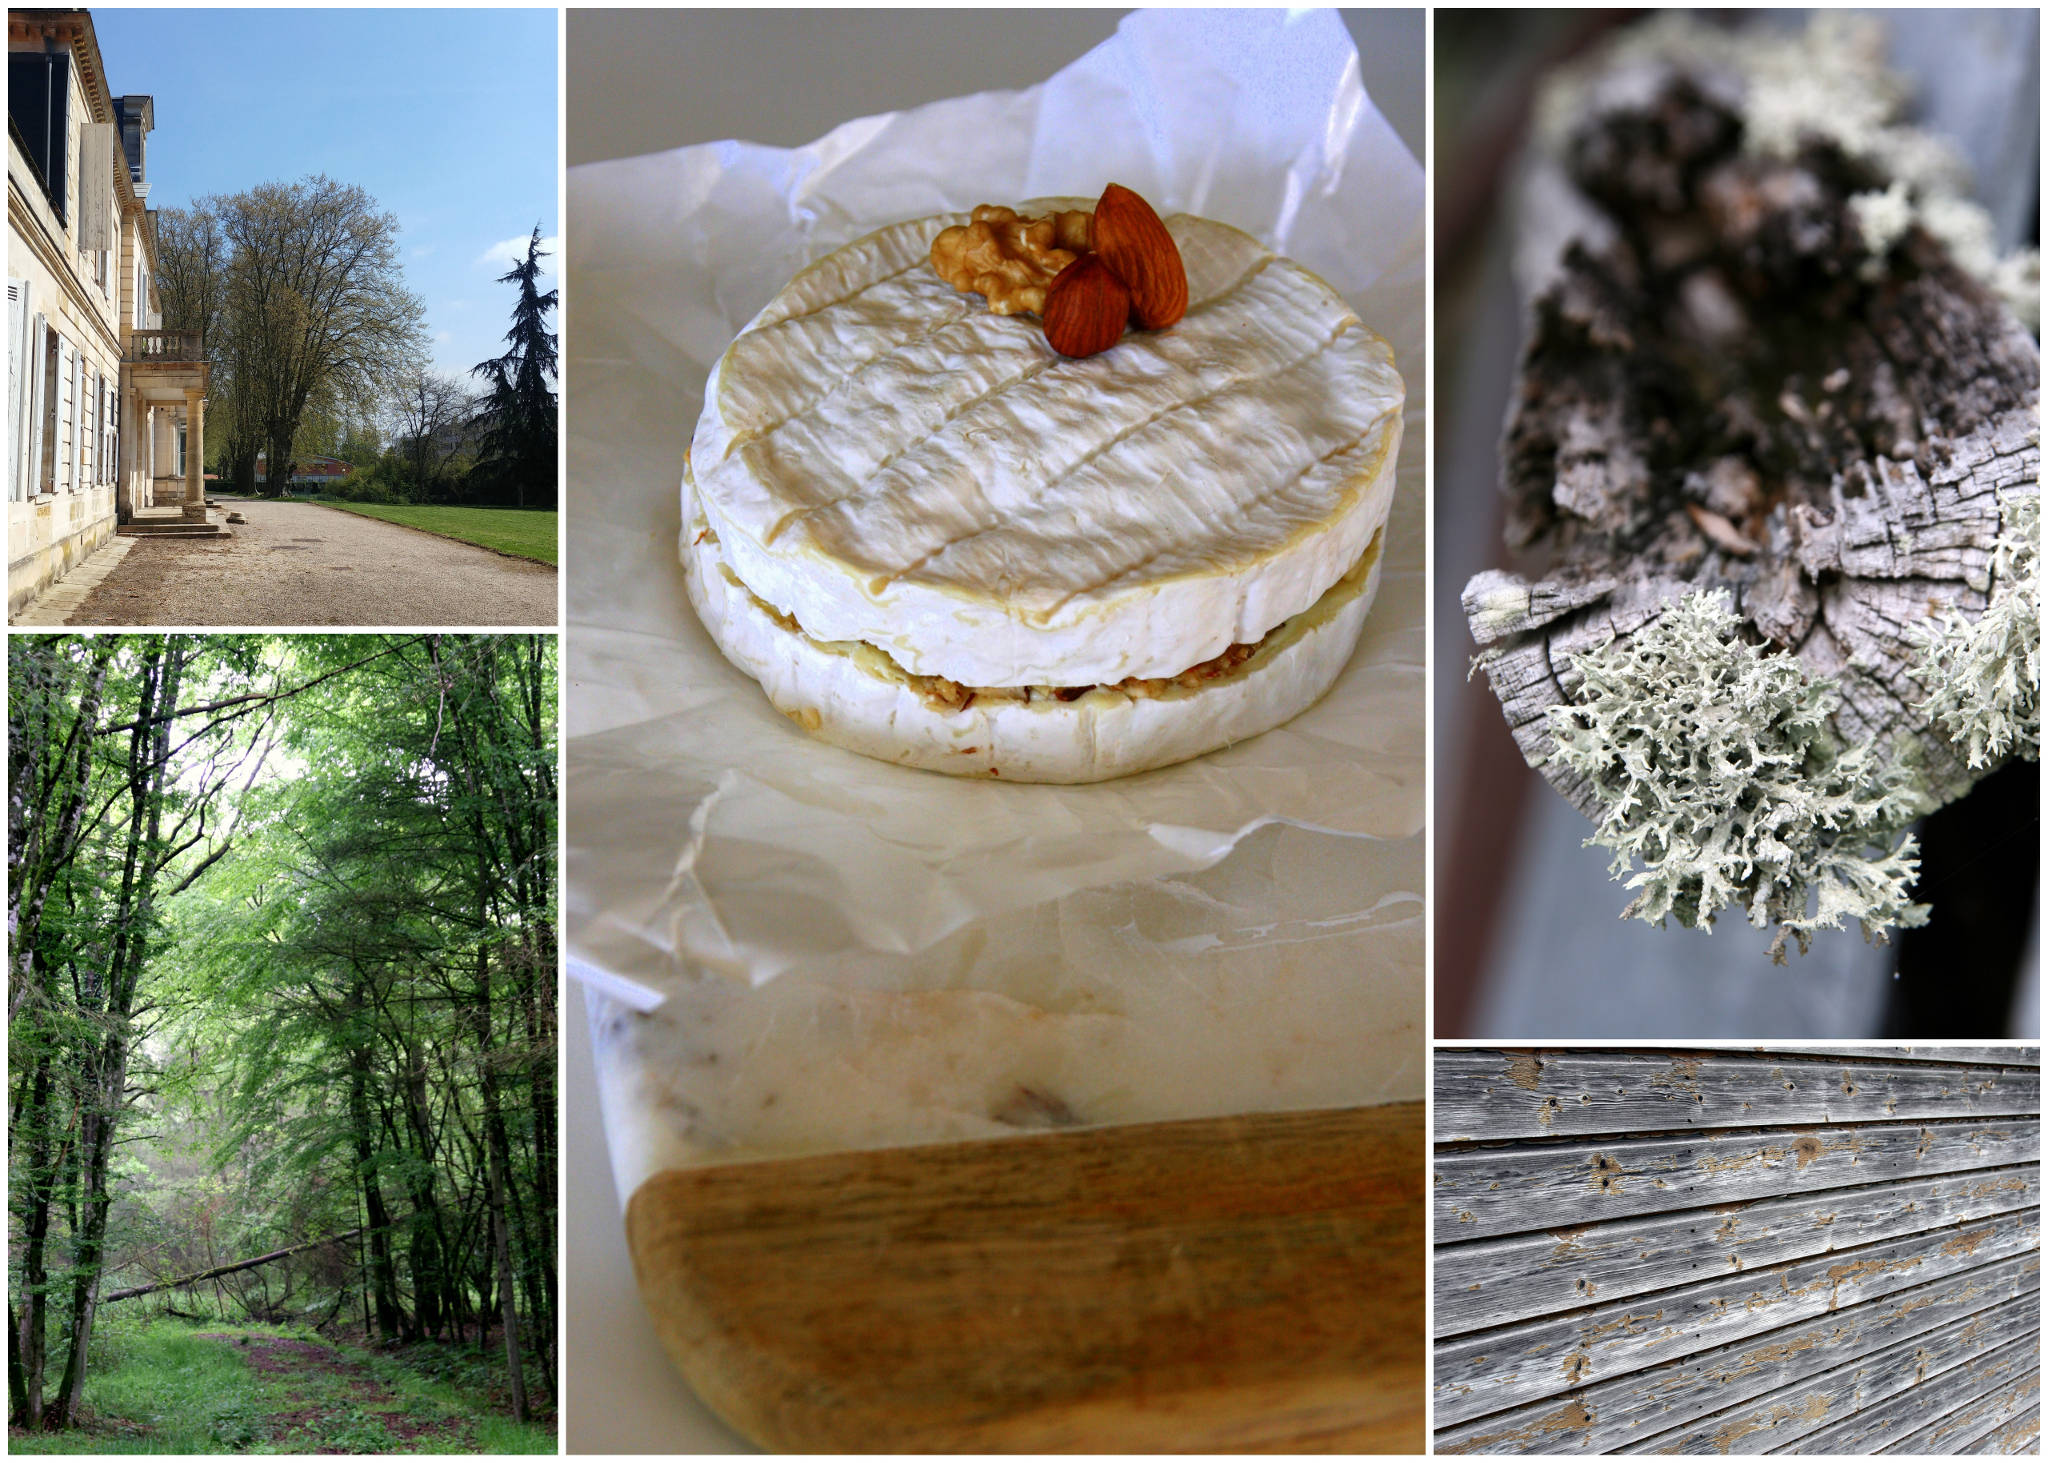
[8,9,208,615]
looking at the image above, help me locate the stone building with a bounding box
[8,9,209,615]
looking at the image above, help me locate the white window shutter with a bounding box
[7,280,22,501]
[27,315,48,497]
[79,123,115,253]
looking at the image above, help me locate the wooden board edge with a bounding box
[622,1102,1425,1453]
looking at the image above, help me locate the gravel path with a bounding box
[63,499,557,626]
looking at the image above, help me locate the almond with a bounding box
[1042,255,1131,358]
[1093,183,1188,330]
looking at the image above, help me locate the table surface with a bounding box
[562,12,1424,1452]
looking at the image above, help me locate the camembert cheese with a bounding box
[683,199,1404,782]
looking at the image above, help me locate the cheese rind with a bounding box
[682,484,1383,784]
[689,203,1404,687]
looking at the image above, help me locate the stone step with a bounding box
[118,522,228,539]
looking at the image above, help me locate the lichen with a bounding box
[1546,591,1930,961]
[1913,494,2041,769]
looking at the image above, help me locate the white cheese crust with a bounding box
[688,201,1404,688]
[681,494,1383,784]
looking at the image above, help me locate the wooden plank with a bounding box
[1627,1294,2040,1454]
[1434,1255,2041,1455]
[1879,1342,2042,1455]
[625,1103,1424,1452]
[1963,1405,2040,1456]
[1436,1166,2040,1337]
[1747,1048,2040,1069]
[1435,1118,2039,1242]
[1433,1209,2040,1429]
[1435,1051,2041,1143]
[1790,1332,2039,1454]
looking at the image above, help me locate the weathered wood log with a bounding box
[1433,1204,2039,1428]
[1436,1164,2039,1337]
[1434,1116,2039,1242]
[1434,1048,2041,1143]
[102,1228,364,1304]
[1434,1255,2039,1454]
[1467,34,2041,831]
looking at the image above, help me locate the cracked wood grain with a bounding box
[1433,1254,2040,1455]
[1434,1116,2040,1244]
[1436,1164,2039,1337]
[1435,1049,2042,1144]
[1467,62,2041,824]
[1432,1207,2039,1430]
[1632,1294,2040,1455]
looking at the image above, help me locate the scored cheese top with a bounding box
[688,200,1404,686]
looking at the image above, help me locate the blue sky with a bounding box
[92,8,558,382]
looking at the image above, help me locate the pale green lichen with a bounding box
[1547,592,1930,962]
[1913,494,2041,769]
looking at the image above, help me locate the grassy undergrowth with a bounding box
[9,1314,554,1455]
[307,503,559,565]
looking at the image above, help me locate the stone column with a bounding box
[116,385,136,522]
[151,405,174,505]
[183,390,206,520]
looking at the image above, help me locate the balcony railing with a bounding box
[127,329,203,364]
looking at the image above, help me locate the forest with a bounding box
[8,635,557,1452]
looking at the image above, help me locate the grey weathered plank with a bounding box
[1763,1048,2040,1069]
[1626,1294,2040,1454]
[1435,1118,2039,1242]
[1433,1209,2040,1429]
[1435,1051,2041,1143]
[1963,1405,2040,1456]
[1877,1342,2042,1455]
[1436,1165,2040,1336]
[1434,1254,2041,1455]
[1788,1332,2039,1454]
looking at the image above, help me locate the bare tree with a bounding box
[392,370,476,500]
[215,177,428,498]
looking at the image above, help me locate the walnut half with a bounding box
[930,204,1093,317]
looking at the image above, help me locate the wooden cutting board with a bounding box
[625,1101,1423,1452]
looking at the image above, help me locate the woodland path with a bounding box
[55,499,557,627]
[195,1330,469,1452]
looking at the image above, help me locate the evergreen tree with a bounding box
[469,226,559,509]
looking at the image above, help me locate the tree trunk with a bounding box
[102,1228,366,1303]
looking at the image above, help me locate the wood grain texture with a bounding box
[1436,1165,2039,1336]
[1465,51,2041,824]
[1435,1117,2039,1242]
[1434,1208,2040,1428]
[1630,1295,2040,1454]
[626,1103,1423,1452]
[1434,1256,2040,1455]
[1965,1405,2041,1456]
[1433,1047,2040,1455]
[1435,1049,2041,1143]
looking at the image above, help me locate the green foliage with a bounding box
[1547,591,1931,961]
[12,636,557,1435]
[1913,494,2041,769]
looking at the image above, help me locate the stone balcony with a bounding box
[124,329,208,405]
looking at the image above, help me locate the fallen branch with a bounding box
[103,1228,364,1303]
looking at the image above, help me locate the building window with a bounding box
[8,52,71,223]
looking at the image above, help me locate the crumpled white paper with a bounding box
[566,8,1424,1003]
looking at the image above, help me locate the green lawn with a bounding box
[8,1316,555,1454]
[310,503,558,566]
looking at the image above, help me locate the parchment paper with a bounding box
[567,10,1423,1017]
